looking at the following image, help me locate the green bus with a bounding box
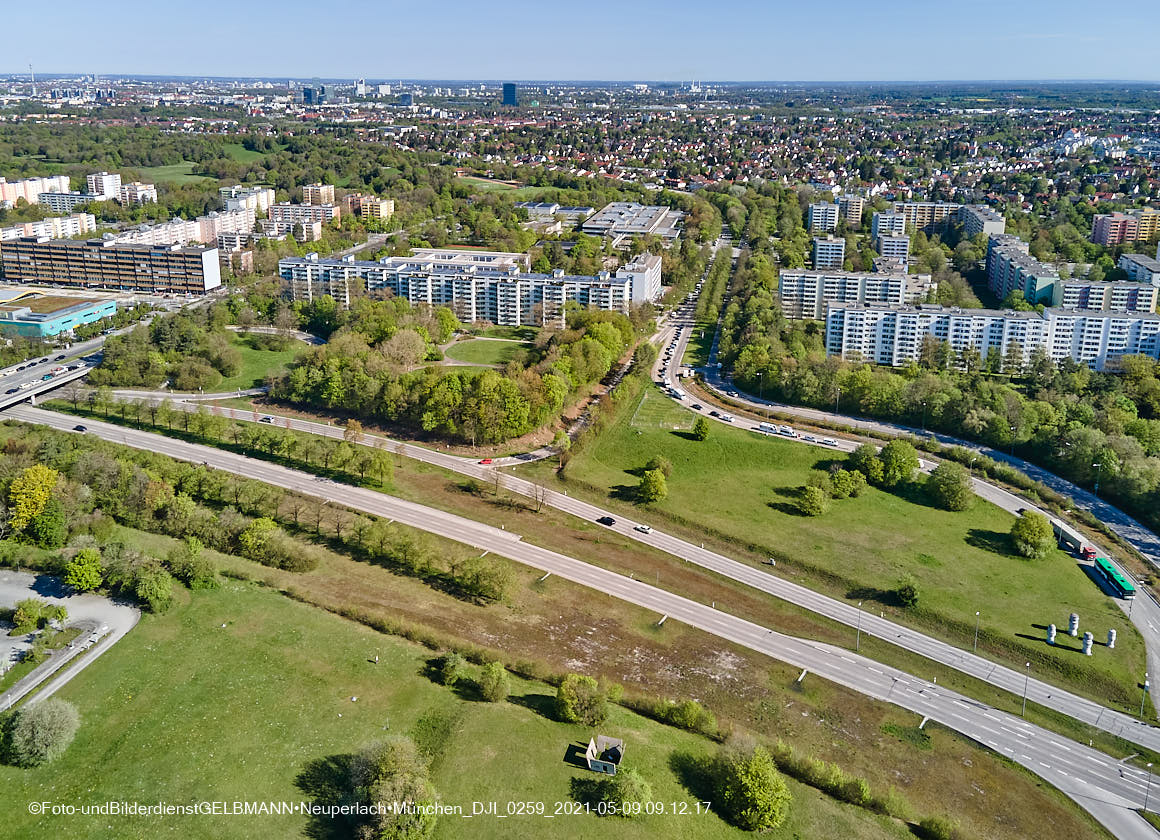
[1094,557,1137,599]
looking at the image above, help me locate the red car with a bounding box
[479,458,493,465]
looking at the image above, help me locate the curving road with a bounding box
[6,405,1157,839]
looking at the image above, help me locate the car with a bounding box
[479,458,493,465]
[259,415,275,423]
[73,425,87,432]
[691,403,702,410]
[721,414,734,423]
[802,434,817,443]
[709,410,720,417]
[55,355,66,361]
[597,516,616,526]
[821,438,838,447]
[633,524,652,534]
[5,388,17,394]
[16,366,24,371]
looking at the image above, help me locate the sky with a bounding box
[6,0,1159,83]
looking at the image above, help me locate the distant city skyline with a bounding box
[4,0,1159,83]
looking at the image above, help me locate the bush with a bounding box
[917,815,962,840]
[478,661,510,702]
[797,485,830,516]
[64,548,104,592]
[28,497,67,549]
[7,699,79,767]
[644,455,673,478]
[653,698,717,735]
[349,736,438,840]
[926,462,973,511]
[829,468,866,499]
[11,598,66,634]
[878,440,919,488]
[692,416,710,441]
[134,561,174,613]
[434,652,466,687]
[896,573,920,608]
[1011,510,1054,559]
[556,673,608,726]
[608,768,652,817]
[714,736,792,831]
[166,536,217,589]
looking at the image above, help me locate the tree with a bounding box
[556,673,608,726]
[434,652,465,687]
[714,737,792,832]
[637,468,668,503]
[607,767,652,818]
[926,462,973,511]
[1011,511,1054,559]
[166,536,217,589]
[64,547,103,592]
[135,562,174,613]
[829,468,867,499]
[797,485,830,516]
[692,416,710,441]
[644,455,673,478]
[877,440,919,488]
[350,736,438,840]
[8,699,80,767]
[344,418,364,445]
[478,661,510,702]
[896,573,920,607]
[8,464,59,532]
[28,497,67,548]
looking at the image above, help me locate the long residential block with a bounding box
[778,269,927,320]
[0,175,72,207]
[0,237,221,295]
[825,303,1160,371]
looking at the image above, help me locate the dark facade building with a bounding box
[502,83,518,106]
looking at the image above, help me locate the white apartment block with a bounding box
[302,183,335,205]
[260,218,322,241]
[107,208,255,248]
[0,175,71,207]
[119,182,158,204]
[807,202,839,233]
[1056,280,1157,313]
[877,235,910,262]
[1119,253,1160,286]
[986,235,1059,304]
[825,303,1160,371]
[220,185,276,214]
[813,237,845,270]
[280,248,662,327]
[871,211,907,239]
[269,202,340,225]
[778,270,907,320]
[38,192,105,214]
[959,204,1006,238]
[86,171,122,199]
[0,212,96,242]
[837,194,865,226]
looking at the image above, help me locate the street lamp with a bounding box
[834,387,842,416]
[1147,763,1155,814]
[756,370,764,400]
[973,611,981,653]
[856,601,863,652]
[1022,662,1031,717]
[1092,462,1103,497]
[1009,425,1017,456]
[1142,672,1151,719]
[921,401,928,432]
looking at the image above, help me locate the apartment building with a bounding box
[279,249,661,327]
[0,175,71,207]
[85,171,122,199]
[871,212,907,239]
[0,237,221,295]
[898,202,961,233]
[343,193,395,220]
[38,192,104,214]
[107,208,255,248]
[959,204,1006,238]
[302,183,336,205]
[119,182,158,204]
[1118,253,1160,286]
[220,185,276,214]
[580,202,684,248]
[259,218,322,241]
[1091,210,1160,246]
[986,235,1060,304]
[778,269,907,320]
[0,213,96,242]
[807,202,839,233]
[269,202,340,225]
[825,303,1160,371]
[812,237,846,270]
[837,194,865,227]
[1056,280,1157,313]
[877,235,910,262]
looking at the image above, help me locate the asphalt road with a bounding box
[0,568,139,712]
[8,405,1158,839]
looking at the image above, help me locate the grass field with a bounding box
[539,385,1147,709]
[215,334,307,391]
[220,143,268,164]
[444,338,528,366]
[681,324,716,368]
[0,579,920,840]
[131,162,213,185]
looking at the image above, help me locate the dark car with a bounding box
[691,403,703,410]
[73,425,87,432]
[16,366,24,371]
[709,410,720,417]
[5,388,17,394]
[597,516,616,526]
[55,355,66,361]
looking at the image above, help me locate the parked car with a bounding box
[597,516,616,526]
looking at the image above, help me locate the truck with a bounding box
[757,422,777,434]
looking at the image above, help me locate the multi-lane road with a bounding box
[9,405,1158,839]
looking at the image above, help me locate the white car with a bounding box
[634,524,652,534]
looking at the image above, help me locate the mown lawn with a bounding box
[221,143,272,163]
[444,338,528,367]
[0,580,913,840]
[216,334,307,392]
[130,162,213,185]
[548,386,1147,709]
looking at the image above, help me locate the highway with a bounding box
[8,405,1158,839]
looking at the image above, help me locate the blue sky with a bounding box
[6,0,1158,82]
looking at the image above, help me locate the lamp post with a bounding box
[856,601,863,652]
[973,611,981,653]
[1147,763,1155,814]
[1009,425,1017,456]
[1142,672,1151,719]
[1021,662,1031,717]
[756,370,764,401]
[1092,462,1103,497]
[921,401,928,432]
[834,387,841,416]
